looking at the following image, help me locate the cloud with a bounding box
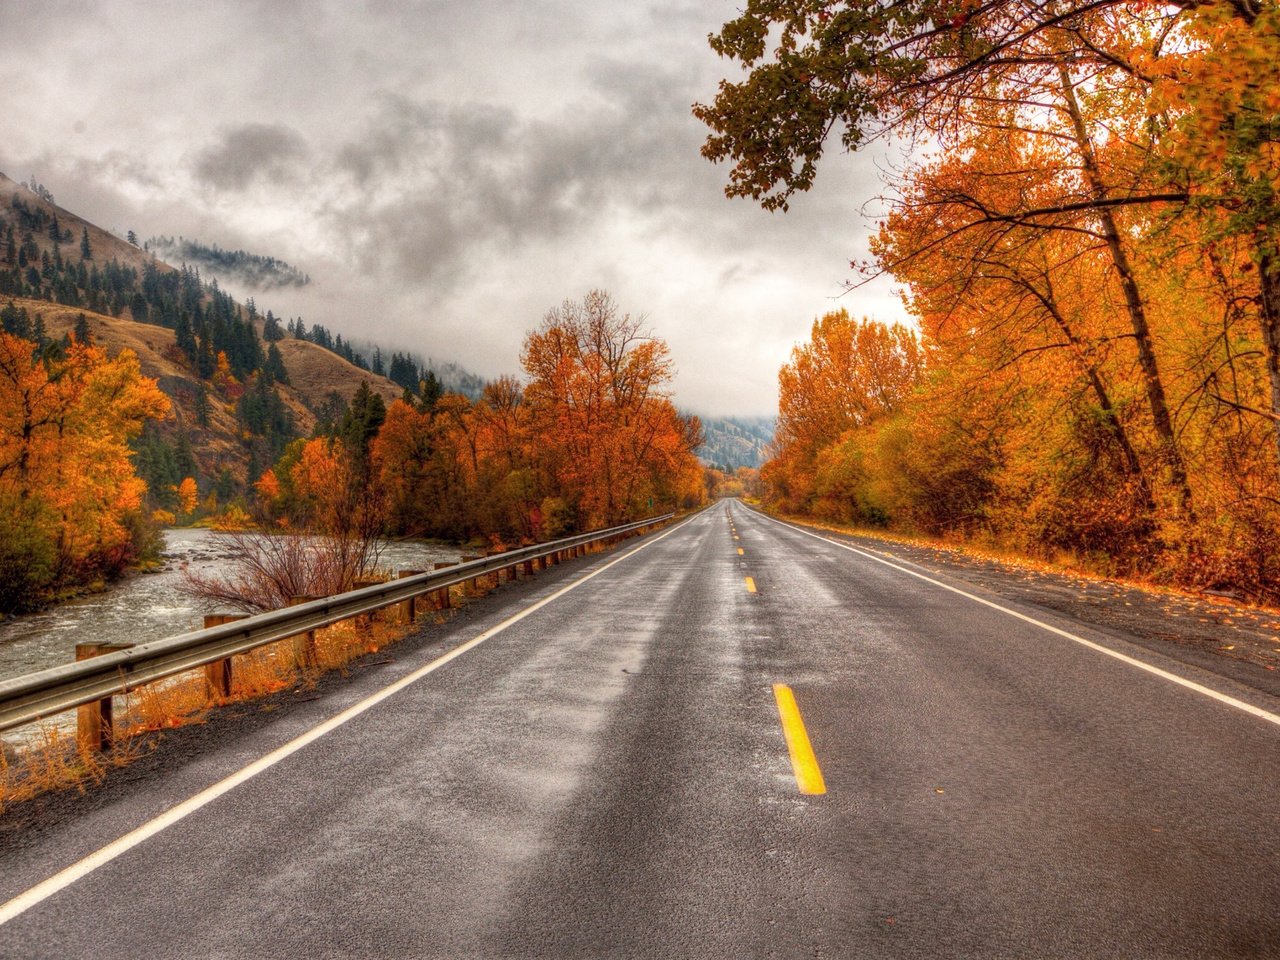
[316,57,752,294]
[1,0,907,416]
[192,123,310,192]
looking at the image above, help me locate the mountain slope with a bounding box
[6,298,403,485]
[697,415,774,470]
[1,171,411,490]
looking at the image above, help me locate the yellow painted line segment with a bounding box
[737,548,744,556]
[773,684,826,795]
[744,576,757,593]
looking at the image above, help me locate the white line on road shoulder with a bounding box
[0,514,700,927]
[741,505,1280,730]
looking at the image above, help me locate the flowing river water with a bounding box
[0,528,464,686]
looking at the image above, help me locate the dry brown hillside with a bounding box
[275,337,404,409]
[8,298,404,485]
[3,170,408,485]
[1,171,158,277]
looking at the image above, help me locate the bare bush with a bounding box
[182,528,384,612]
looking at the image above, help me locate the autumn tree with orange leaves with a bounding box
[522,290,704,530]
[0,332,169,611]
[701,1,1280,597]
[767,310,924,520]
[253,291,704,551]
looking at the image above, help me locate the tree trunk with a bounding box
[1257,251,1280,468]
[1057,65,1195,518]
[1036,275,1153,509]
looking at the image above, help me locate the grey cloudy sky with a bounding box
[1,0,907,416]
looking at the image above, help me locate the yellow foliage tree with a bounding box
[0,332,169,606]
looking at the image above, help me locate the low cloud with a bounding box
[318,61,750,293]
[192,123,310,191]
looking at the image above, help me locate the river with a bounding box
[0,528,464,685]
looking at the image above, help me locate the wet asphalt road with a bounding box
[1,502,1277,959]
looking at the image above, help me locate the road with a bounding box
[1,502,1277,958]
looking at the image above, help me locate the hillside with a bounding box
[6,298,402,485]
[0,172,418,495]
[698,415,774,470]
[1,172,156,278]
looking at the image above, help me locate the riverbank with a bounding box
[0,529,463,684]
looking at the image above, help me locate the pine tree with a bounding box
[197,334,215,379]
[266,342,289,384]
[340,381,386,479]
[262,311,283,341]
[80,227,92,260]
[175,312,198,364]
[420,369,442,410]
[129,291,148,323]
[194,384,211,426]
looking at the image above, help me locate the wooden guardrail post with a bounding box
[75,643,133,754]
[351,578,382,636]
[397,570,424,623]
[432,562,456,609]
[461,556,483,596]
[288,596,322,668]
[202,614,248,699]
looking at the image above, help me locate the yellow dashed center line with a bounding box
[773,684,827,795]
[744,576,757,593]
[737,548,744,556]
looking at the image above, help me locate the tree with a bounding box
[176,476,198,516]
[194,383,211,426]
[420,369,442,410]
[265,342,289,384]
[262,311,284,341]
[768,311,924,518]
[872,119,1156,520]
[696,0,1280,474]
[521,290,702,526]
[0,332,169,605]
[340,381,386,479]
[80,227,92,261]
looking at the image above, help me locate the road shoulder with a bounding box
[746,505,1280,698]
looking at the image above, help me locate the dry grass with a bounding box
[0,603,420,814]
[274,338,403,411]
[119,673,212,737]
[0,722,150,816]
[767,507,1280,614]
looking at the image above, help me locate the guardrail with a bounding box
[0,514,673,747]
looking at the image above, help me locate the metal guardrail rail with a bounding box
[0,513,674,737]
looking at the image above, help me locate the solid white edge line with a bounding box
[737,503,1280,729]
[0,513,702,927]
